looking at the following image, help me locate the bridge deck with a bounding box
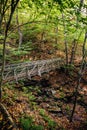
[0,58,64,83]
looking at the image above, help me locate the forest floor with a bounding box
[0,40,87,130]
[0,67,87,130]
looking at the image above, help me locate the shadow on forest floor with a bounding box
[1,69,87,130]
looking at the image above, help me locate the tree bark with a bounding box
[0,0,20,100]
[16,9,23,49]
[55,26,58,44]
[62,13,68,65]
[70,0,84,64]
[70,26,87,123]
[70,39,77,64]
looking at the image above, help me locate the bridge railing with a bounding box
[0,58,64,83]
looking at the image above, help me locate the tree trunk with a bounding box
[0,0,20,100]
[55,26,58,44]
[70,29,87,123]
[62,13,68,65]
[70,39,77,64]
[69,73,82,122]
[70,0,84,64]
[82,6,87,60]
[16,9,23,49]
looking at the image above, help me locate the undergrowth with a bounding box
[20,116,44,130]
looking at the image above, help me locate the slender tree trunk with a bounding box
[55,26,58,44]
[0,0,20,100]
[82,33,87,58]
[0,33,7,99]
[41,31,45,41]
[70,0,84,64]
[70,39,77,64]
[70,30,87,123]
[69,72,82,122]
[82,3,87,61]
[62,13,68,65]
[0,0,9,32]
[16,9,23,49]
[70,5,87,121]
[0,1,3,32]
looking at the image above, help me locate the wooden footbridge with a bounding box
[0,58,64,83]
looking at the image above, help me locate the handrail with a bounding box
[0,58,65,83]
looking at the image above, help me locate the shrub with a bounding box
[20,116,44,130]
